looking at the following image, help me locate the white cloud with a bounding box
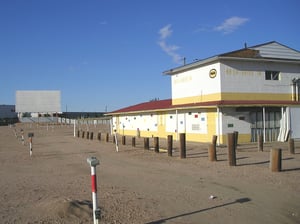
[158,24,182,64]
[214,16,249,34]
[99,21,107,25]
[159,24,172,39]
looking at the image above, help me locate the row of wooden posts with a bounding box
[78,130,296,172]
[77,130,178,157]
[208,132,296,172]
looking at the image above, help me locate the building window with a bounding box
[265,71,280,80]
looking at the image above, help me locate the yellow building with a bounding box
[108,42,300,144]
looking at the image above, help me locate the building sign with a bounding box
[209,69,217,78]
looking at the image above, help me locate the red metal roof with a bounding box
[109,99,173,114]
[108,99,300,114]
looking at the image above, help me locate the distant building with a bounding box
[108,41,300,144]
[60,112,105,119]
[0,105,17,118]
[0,105,18,125]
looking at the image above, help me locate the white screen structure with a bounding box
[290,107,300,139]
[16,90,61,113]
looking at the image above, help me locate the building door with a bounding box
[250,107,281,142]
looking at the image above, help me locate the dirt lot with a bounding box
[0,123,299,224]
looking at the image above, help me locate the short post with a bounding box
[227,133,236,166]
[144,137,149,150]
[212,135,217,146]
[270,148,282,172]
[258,134,263,152]
[132,137,136,147]
[180,133,186,159]
[77,130,80,138]
[105,133,109,142]
[87,157,101,224]
[82,131,85,139]
[288,138,295,154]
[167,135,173,157]
[90,132,94,140]
[28,132,34,157]
[87,131,90,140]
[208,143,217,161]
[122,136,126,145]
[154,137,159,153]
[97,132,101,141]
[233,131,239,148]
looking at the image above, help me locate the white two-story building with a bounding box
[108,41,300,144]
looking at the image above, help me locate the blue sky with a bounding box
[1,0,299,112]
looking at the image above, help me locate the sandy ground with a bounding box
[0,123,300,224]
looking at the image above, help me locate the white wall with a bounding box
[165,111,177,132]
[221,108,251,135]
[220,60,300,94]
[117,113,158,132]
[171,63,221,100]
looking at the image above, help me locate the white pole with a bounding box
[114,131,119,152]
[263,107,266,142]
[87,157,100,224]
[176,109,178,141]
[91,166,98,224]
[73,120,76,137]
[29,137,32,157]
[217,107,221,146]
[21,129,24,145]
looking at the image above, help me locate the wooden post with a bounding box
[227,133,236,166]
[132,137,136,147]
[154,137,159,153]
[258,134,263,152]
[212,135,217,145]
[97,132,101,141]
[289,138,295,154]
[82,131,85,139]
[106,133,109,142]
[144,137,149,150]
[233,131,239,149]
[208,143,217,161]
[122,136,126,145]
[270,148,282,172]
[180,133,186,159]
[167,135,173,157]
[90,132,93,140]
[86,131,90,140]
[77,130,80,138]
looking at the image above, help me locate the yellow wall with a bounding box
[113,108,257,145]
[221,92,292,101]
[172,93,221,105]
[219,133,251,145]
[173,92,292,105]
